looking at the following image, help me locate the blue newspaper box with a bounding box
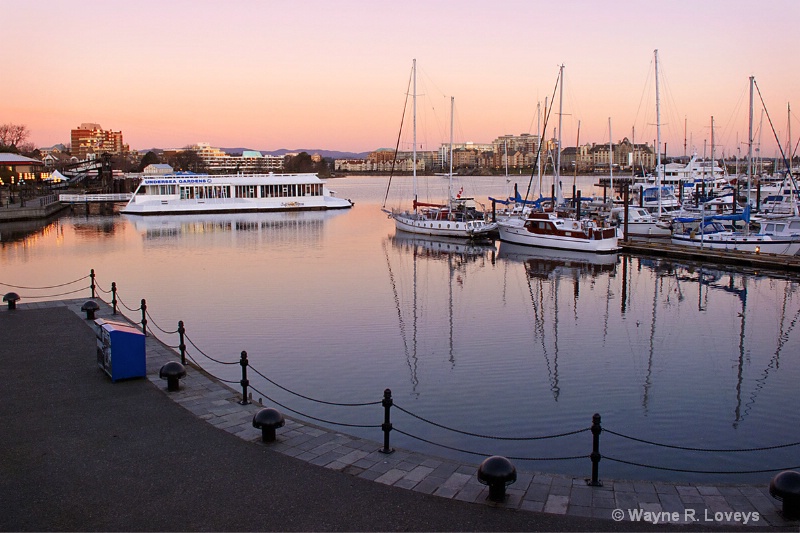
[95,318,146,381]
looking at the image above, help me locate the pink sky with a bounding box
[3,0,798,159]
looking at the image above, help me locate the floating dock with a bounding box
[621,239,800,275]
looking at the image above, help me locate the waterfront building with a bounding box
[164,143,285,173]
[589,138,655,173]
[0,153,48,185]
[70,123,128,160]
[143,163,174,175]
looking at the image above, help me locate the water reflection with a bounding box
[0,216,65,245]
[5,181,800,482]
[123,211,348,243]
[386,232,496,392]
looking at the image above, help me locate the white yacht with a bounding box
[120,173,353,215]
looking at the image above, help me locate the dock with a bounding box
[620,239,800,275]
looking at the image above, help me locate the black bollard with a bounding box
[159,361,186,391]
[90,269,96,298]
[111,282,117,314]
[770,471,800,520]
[587,413,603,486]
[252,407,285,442]
[380,388,394,454]
[477,456,517,502]
[239,351,250,405]
[3,292,20,310]
[81,300,100,320]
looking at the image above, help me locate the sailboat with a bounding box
[496,65,619,253]
[383,60,497,239]
[671,77,800,256]
[611,50,673,238]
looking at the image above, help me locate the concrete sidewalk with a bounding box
[0,299,794,531]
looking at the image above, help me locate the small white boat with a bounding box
[609,206,671,237]
[671,206,800,255]
[497,212,620,253]
[120,173,352,215]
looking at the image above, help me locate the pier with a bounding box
[1,295,796,529]
[620,239,800,275]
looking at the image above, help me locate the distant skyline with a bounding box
[4,0,799,161]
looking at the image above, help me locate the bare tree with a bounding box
[0,123,32,150]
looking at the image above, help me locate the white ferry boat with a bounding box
[120,173,353,215]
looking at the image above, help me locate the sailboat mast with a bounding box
[711,116,715,186]
[631,125,636,179]
[789,103,793,175]
[412,59,417,210]
[655,49,663,216]
[556,64,564,203]
[573,120,580,192]
[538,99,544,196]
[448,96,454,202]
[747,76,754,201]
[608,117,613,203]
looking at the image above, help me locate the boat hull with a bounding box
[120,173,352,215]
[497,217,620,253]
[121,197,352,215]
[390,211,497,239]
[671,233,800,255]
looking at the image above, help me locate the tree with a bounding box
[168,150,205,172]
[138,151,161,172]
[0,123,32,152]
[284,152,329,175]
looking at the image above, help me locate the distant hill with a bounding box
[248,148,370,159]
[135,147,372,159]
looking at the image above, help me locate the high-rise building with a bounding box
[70,123,128,160]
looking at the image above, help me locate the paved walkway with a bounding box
[1,298,796,531]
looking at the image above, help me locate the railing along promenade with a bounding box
[58,193,132,203]
[4,270,800,502]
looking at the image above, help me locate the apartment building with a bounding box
[164,143,285,172]
[70,123,128,160]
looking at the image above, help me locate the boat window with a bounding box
[235,185,256,198]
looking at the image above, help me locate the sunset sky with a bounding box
[4,0,798,160]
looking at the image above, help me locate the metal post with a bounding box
[380,388,394,454]
[140,299,147,336]
[623,184,629,240]
[239,351,250,405]
[576,189,581,220]
[587,413,603,486]
[178,321,186,365]
[111,282,117,314]
[90,269,96,298]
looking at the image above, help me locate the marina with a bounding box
[4,175,800,488]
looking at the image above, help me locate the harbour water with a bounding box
[3,174,800,484]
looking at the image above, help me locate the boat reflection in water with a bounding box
[386,232,496,391]
[123,210,348,243]
[497,241,618,280]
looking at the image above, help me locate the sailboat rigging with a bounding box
[382,60,497,239]
[496,65,619,253]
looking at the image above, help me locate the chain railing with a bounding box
[5,268,800,485]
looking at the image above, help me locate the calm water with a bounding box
[3,175,800,484]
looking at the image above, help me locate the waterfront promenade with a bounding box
[1,298,795,531]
